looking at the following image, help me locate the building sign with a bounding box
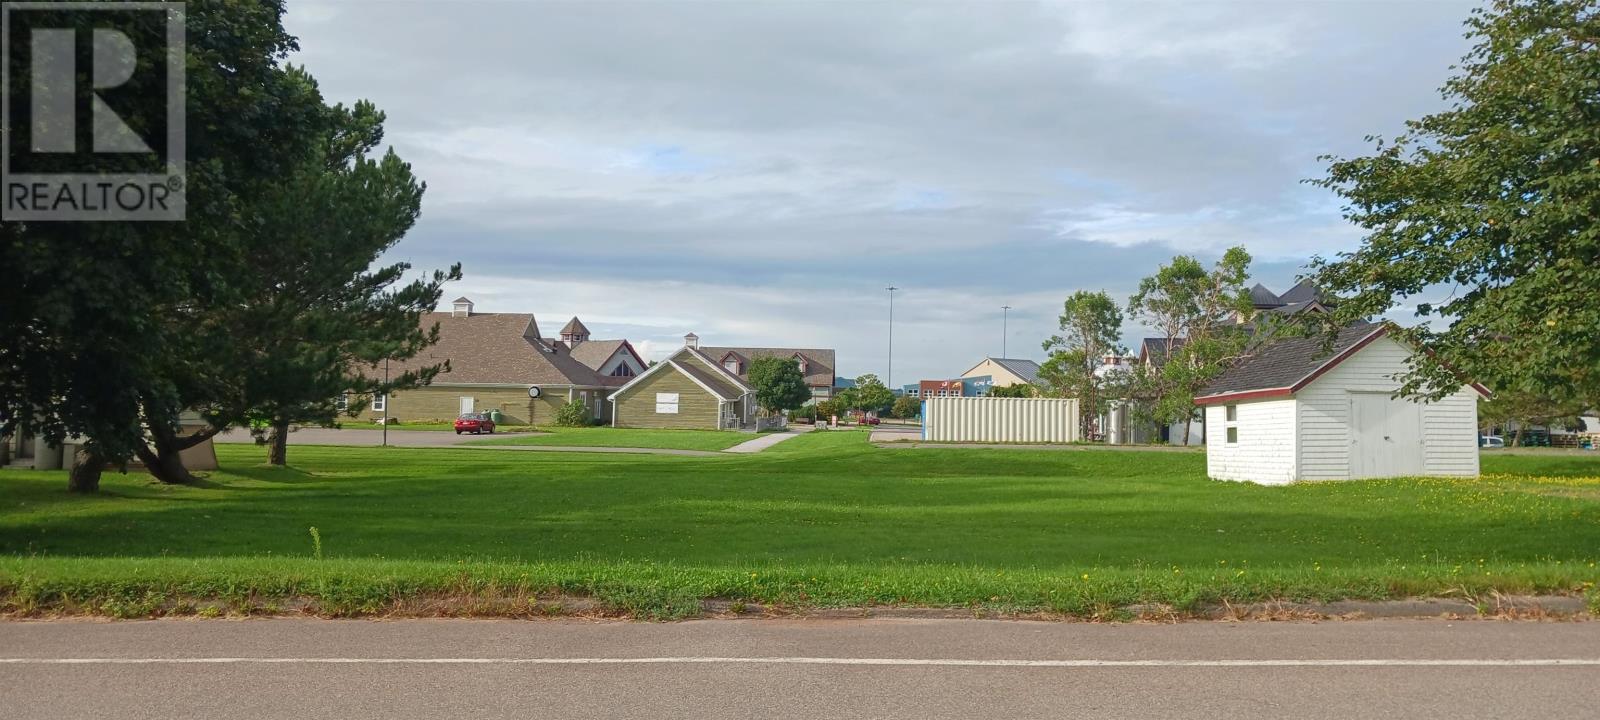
[655,392,679,414]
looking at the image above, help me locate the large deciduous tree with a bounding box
[1309,0,1600,404]
[1128,247,1255,444]
[851,374,895,415]
[747,357,812,417]
[1039,291,1124,439]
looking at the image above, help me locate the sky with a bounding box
[284,0,1482,386]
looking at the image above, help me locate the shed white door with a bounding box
[1348,392,1423,479]
[459,396,474,414]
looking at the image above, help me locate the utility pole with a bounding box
[1001,305,1012,358]
[886,286,898,390]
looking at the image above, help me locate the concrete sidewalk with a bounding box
[723,426,811,454]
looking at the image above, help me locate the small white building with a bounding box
[1196,324,1489,484]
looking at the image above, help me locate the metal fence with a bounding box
[921,396,1080,443]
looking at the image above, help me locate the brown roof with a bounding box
[673,358,742,399]
[700,346,836,388]
[567,339,627,371]
[363,312,608,387]
[560,316,590,337]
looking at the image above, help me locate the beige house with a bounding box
[959,357,1041,388]
[608,333,759,429]
[352,298,645,425]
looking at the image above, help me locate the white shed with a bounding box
[1196,324,1489,484]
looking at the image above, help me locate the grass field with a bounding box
[3,431,1598,618]
[469,426,754,451]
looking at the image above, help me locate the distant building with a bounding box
[959,357,1040,388]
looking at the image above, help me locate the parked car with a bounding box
[454,412,496,434]
[857,416,881,426]
[1479,435,1504,448]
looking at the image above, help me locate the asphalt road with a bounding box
[3,618,1598,719]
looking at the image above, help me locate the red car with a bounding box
[454,412,496,434]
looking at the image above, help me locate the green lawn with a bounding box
[468,426,753,452]
[2,431,1598,618]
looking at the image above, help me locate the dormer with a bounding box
[721,352,743,375]
[792,352,808,375]
[451,296,474,317]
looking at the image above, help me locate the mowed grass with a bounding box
[469,426,753,451]
[2,431,1598,618]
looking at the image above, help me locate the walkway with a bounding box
[723,427,811,454]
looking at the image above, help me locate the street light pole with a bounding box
[886,286,898,390]
[1001,305,1012,358]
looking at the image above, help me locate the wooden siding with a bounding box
[353,386,612,426]
[612,366,721,429]
[1295,336,1477,480]
[1205,398,1298,484]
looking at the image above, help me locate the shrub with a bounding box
[553,400,589,427]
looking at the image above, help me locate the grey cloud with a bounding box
[287,0,1483,381]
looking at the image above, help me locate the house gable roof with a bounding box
[699,345,835,388]
[979,357,1041,385]
[1248,283,1283,308]
[1277,280,1324,305]
[1195,323,1490,405]
[607,346,748,400]
[568,338,627,370]
[1139,338,1187,367]
[559,316,590,337]
[362,312,608,387]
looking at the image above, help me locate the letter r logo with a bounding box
[30,27,152,154]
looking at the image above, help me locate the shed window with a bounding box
[1225,404,1237,422]
[1226,427,1238,444]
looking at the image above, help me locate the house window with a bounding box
[335,393,349,412]
[371,394,388,413]
[611,364,635,377]
[724,358,740,374]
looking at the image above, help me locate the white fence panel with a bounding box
[922,397,1080,443]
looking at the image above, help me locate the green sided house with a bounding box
[608,333,763,429]
[352,297,646,425]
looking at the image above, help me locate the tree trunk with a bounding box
[67,446,103,493]
[267,420,289,466]
[1181,415,1192,446]
[136,428,200,484]
[1512,423,1525,447]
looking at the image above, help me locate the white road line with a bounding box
[2,657,1599,667]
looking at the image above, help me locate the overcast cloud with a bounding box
[285,0,1479,384]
